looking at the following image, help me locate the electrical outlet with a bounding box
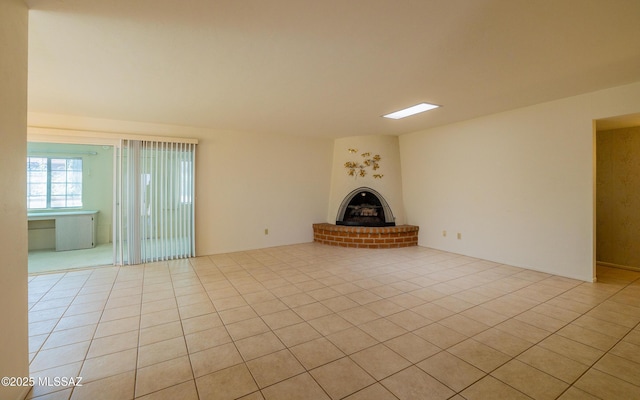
[442,230,447,237]
[457,233,461,240]
[264,228,269,235]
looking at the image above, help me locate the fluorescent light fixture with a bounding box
[383,102,440,119]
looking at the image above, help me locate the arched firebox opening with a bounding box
[336,187,395,227]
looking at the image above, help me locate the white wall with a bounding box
[328,135,405,225]
[195,130,333,254]
[0,1,29,399]
[27,114,334,256]
[400,81,640,282]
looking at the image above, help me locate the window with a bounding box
[27,157,83,209]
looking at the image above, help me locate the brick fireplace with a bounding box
[313,223,419,249]
[314,186,419,248]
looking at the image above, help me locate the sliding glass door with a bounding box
[114,139,196,265]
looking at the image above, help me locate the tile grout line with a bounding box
[551,275,640,399]
[33,267,117,399]
[194,257,264,399]
[26,245,640,399]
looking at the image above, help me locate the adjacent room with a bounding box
[2,1,640,400]
[27,142,113,273]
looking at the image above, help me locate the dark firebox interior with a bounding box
[337,191,393,227]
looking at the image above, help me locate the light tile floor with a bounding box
[25,243,640,400]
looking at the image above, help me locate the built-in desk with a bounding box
[28,211,99,251]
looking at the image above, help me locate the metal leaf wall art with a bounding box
[344,150,383,179]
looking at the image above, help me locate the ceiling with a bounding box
[27,0,640,138]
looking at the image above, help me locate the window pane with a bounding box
[51,159,66,170]
[28,197,47,209]
[67,183,82,195]
[51,171,67,183]
[28,183,47,196]
[67,195,82,207]
[67,159,83,170]
[27,157,47,171]
[67,171,82,183]
[50,195,66,208]
[51,183,67,195]
[28,171,47,183]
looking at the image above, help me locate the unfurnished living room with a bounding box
[2,1,640,399]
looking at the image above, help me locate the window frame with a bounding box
[27,156,83,210]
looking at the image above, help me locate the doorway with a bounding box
[594,113,640,274]
[27,142,114,273]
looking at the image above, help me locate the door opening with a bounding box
[27,141,115,274]
[594,112,640,280]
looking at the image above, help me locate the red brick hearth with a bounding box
[313,223,419,249]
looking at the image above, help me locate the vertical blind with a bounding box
[115,139,196,265]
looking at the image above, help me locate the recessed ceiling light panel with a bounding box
[383,102,440,119]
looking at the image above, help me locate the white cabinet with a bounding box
[28,211,99,251]
[55,214,97,251]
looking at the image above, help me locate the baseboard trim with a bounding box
[596,261,640,272]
